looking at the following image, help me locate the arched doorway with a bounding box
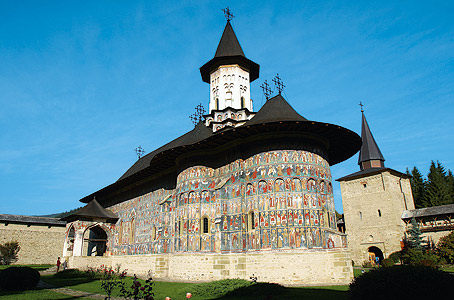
[64,225,75,256]
[368,246,384,265]
[85,226,108,256]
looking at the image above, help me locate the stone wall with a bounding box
[68,248,353,286]
[0,223,66,265]
[340,170,415,265]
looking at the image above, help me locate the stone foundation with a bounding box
[67,248,353,286]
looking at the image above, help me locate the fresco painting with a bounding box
[106,150,344,255]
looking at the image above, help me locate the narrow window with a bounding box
[248,211,255,231]
[203,217,209,234]
[215,98,219,110]
[152,226,156,240]
[241,96,245,108]
[359,212,362,219]
[378,209,382,217]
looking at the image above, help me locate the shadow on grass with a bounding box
[215,283,350,300]
[41,274,99,288]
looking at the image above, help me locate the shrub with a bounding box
[381,258,394,267]
[388,251,402,264]
[361,260,374,268]
[437,231,454,264]
[0,266,40,290]
[349,265,452,299]
[0,241,20,265]
[402,248,440,266]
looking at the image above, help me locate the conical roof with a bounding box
[214,21,245,57]
[358,112,385,165]
[200,21,259,83]
[61,198,118,223]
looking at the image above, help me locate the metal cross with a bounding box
[222,7,234,21]
[359,101,364,113]
[272,74,285,94]
[190,103,206,126]
[260,80,273,101]
[134,146,145,159]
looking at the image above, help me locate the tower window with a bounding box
[215,98,219,110]
[202,217,209,234]
[378,209,382,217]
[241,96,245,108]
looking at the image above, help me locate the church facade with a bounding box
[62,18,362,285]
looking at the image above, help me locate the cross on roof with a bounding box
[190,103,206,126]
[359,101,364,113]
[272,74,285,94]
[260,80,272,101]
[134,146,145,159]
[222,7,234,21]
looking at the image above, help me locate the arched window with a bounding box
[152,226,157,241]
[241,96,245,108]
[215,98,219,110]
[202,217,209,234]
[179,220,184,236]
[248,211,255,231]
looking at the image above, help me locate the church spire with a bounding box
[358,108,385,170]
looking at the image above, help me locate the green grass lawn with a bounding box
[41,273,349,300]
[0,288,94,300]
[0,264,53,271]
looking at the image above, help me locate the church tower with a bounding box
[337,109,414,265]
[200,18,259,132]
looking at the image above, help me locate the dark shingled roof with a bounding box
[119,122,213,181]
[61,198,118,223]
[214,21,245,57]
[200,21,260,83]
[402,203,454,219]
[358,112,385,165]
[80,94,361,205]
[0,214,66,226]
[336,167,410,182]
[245,94,308,125]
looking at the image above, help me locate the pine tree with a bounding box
[407,217,423,250]
[408,167,426,209]
[423,161,452,207]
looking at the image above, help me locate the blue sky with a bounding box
[1,1,453,215]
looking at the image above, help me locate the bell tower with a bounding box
[200,9,260,132]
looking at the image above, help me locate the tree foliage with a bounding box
[408,161,454,208]
[407,217,423,250]
[0,241,21,265]
[437,231,454,264]
[407,167,426,208]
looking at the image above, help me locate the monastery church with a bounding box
[58,15,445,285]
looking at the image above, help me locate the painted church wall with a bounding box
[101,149,346,256]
